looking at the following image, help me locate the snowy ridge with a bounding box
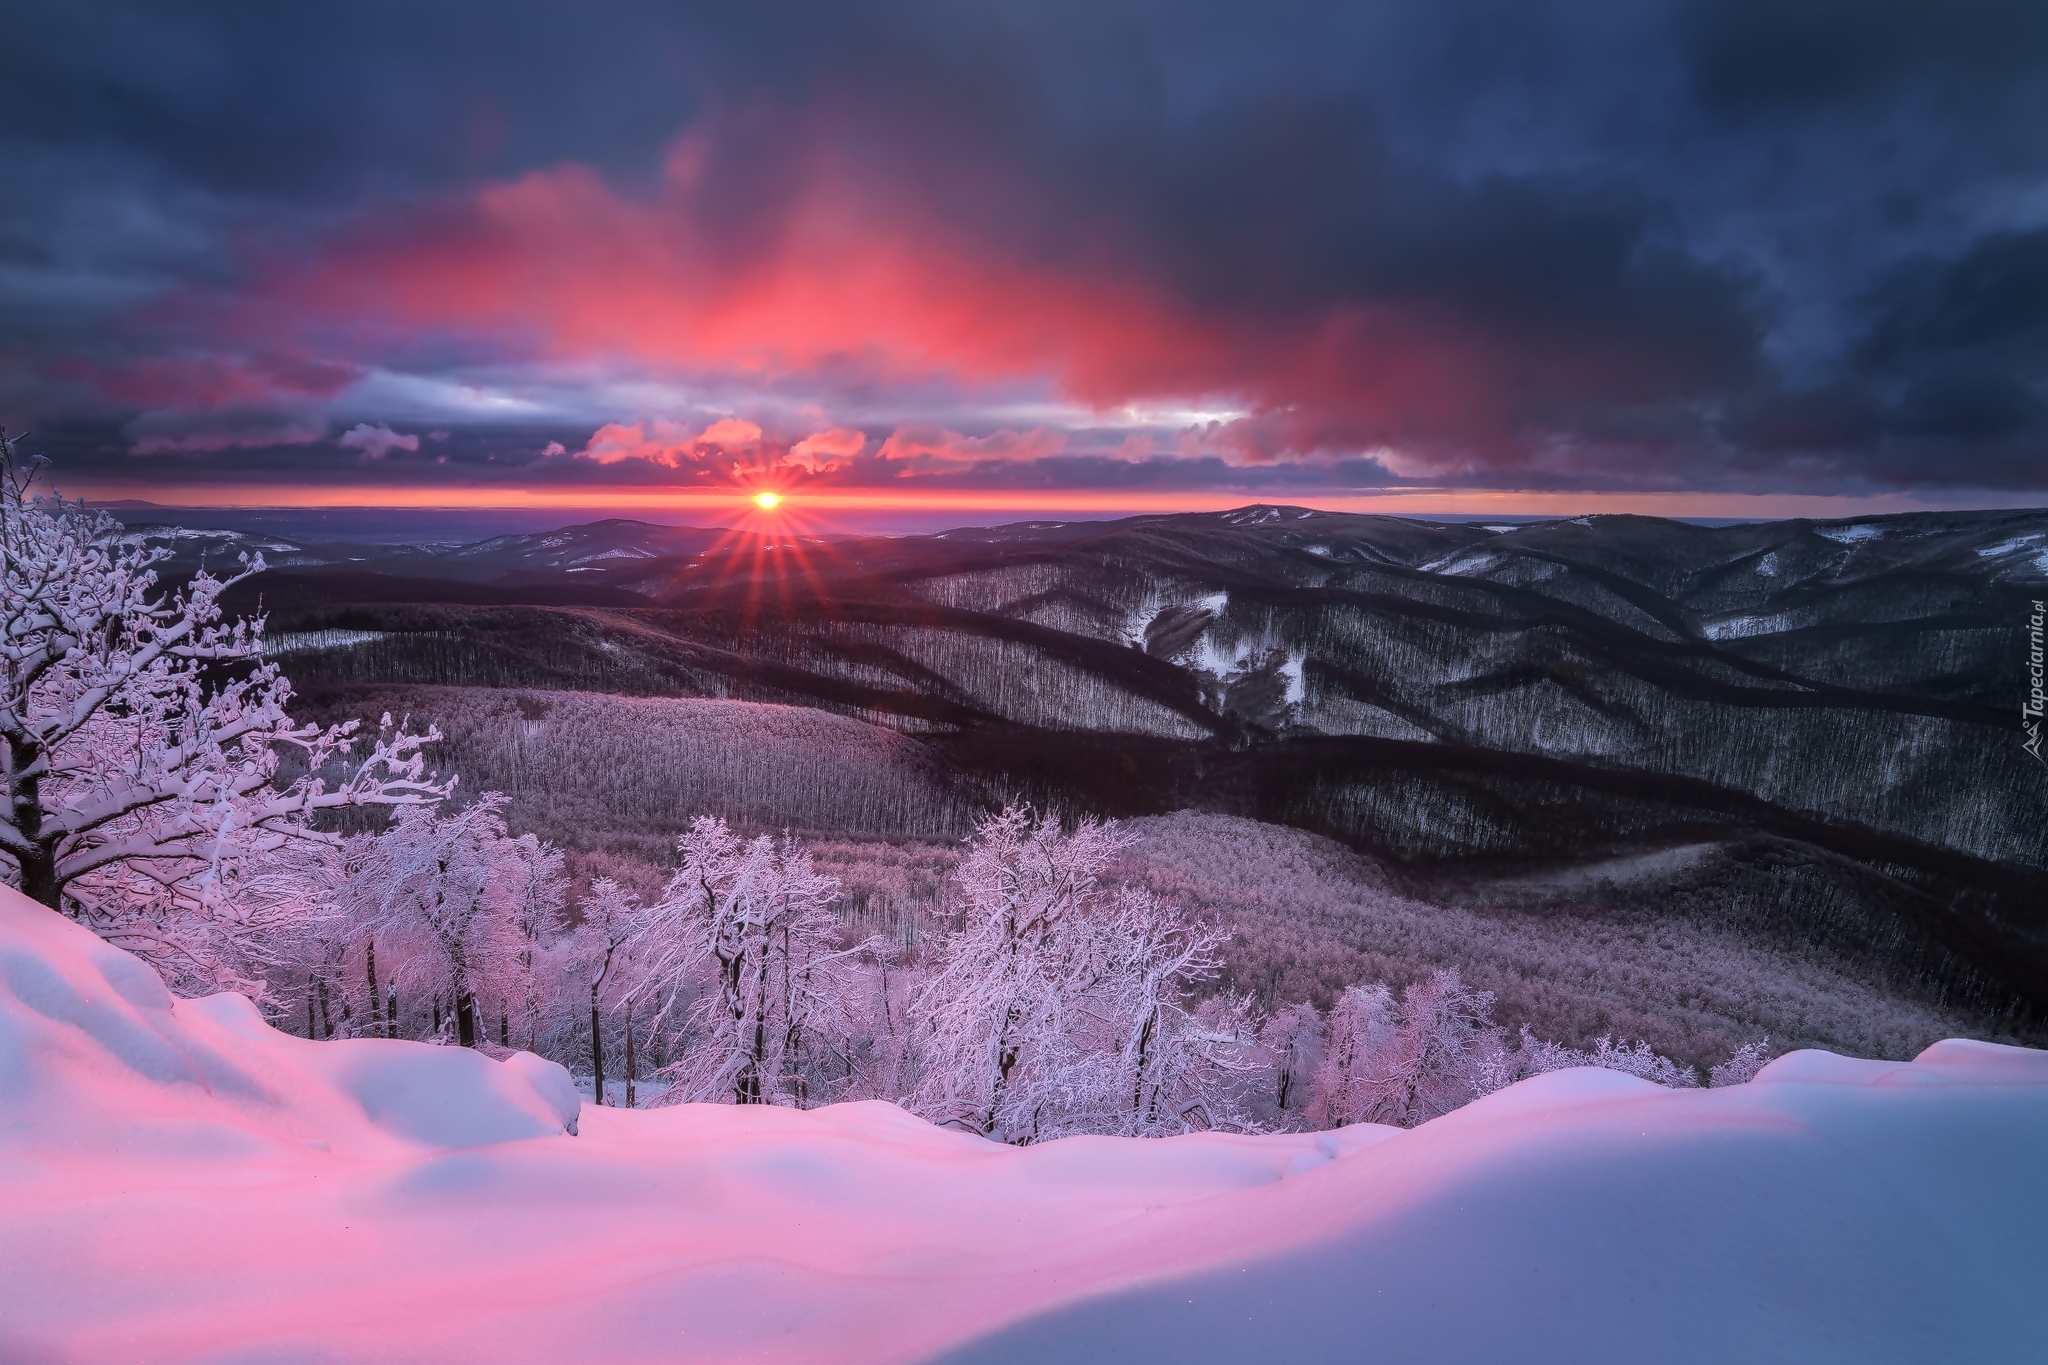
[3,887,2046,1363]
[1813,522,1885,545]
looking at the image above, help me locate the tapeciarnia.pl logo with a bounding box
[2027,599,2047,764]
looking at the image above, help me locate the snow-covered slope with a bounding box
[3,887,2044,1364]
[0,885,580,1159]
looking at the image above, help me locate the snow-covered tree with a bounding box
[906,806,1129,1139]
[905,806,1252,1142]
[575,874,645,1101]
[0,434,449,988]
[336,795,563,1047]
[1309,969,1500,1127]
[501,831,568,1047]
[639,817,850,1106]
[1076,884,1251,1136]
[1259,1001,1324,1121]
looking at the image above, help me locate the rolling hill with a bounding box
[204,505,2048,1026]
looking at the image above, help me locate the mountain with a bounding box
[415,519,740,577]
[216,505,2048,1022]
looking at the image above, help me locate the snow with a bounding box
[1974,532,2048,574]
[1814,522,1884,544]
[571,546,657,562]
[1698,610,1810,640]
[1975,532,2043,557]
[3,887,2045,1364]
[1426,548,1498,576]
[1278,647,1306,705]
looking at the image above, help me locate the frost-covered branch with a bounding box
[0,433,453,992]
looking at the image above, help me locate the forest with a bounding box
[6,433,2042,1143]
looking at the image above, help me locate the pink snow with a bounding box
[2,886,2044,1364]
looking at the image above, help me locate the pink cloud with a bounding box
[90,101,1756,494]
[697,417,764,450]
[338,423,421,462]
[580,418,696,466]
[877,424,1067,471]
[784,426,867,473]
[578,416,765,470]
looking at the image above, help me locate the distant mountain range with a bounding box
[178,504,2047,1022]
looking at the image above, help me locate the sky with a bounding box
[3,0,2047,527]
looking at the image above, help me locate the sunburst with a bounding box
[658,486,851,634]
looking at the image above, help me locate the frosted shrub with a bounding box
[1710,1039,1774,1087]
[1587,1037,1702,1088]
[1484,1025,1761,1093]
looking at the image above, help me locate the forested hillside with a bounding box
[222,505,2048,1032]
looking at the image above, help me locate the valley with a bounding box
[146,502,2048,1060]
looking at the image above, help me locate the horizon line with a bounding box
[63,484,2048,522]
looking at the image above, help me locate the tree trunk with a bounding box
[10,750,58,910]
[306,983,317,1040]
[16,843,60,910]
[590,985,605,1106]
[624,1012,636,1109]
[386,990,397,1039]
[456,992,477,1048]
[1131,1007,1157,1127]
[365,941,379,1020]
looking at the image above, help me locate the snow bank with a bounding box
[2,886,2044,1364]
[0,888,578,1160]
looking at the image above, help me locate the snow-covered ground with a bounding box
[3,887,2045,1364]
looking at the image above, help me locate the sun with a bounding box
[752,490,782,511]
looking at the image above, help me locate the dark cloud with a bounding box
[2,0,2045,500]
[1861,228,2048,369]
[1690,0,2048,109]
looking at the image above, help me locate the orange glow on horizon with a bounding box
[752,490,782,511]
[60,482,2024,522]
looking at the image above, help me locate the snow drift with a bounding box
[1,886,2044,1365]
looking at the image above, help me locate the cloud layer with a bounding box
[3,1,2046,508]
